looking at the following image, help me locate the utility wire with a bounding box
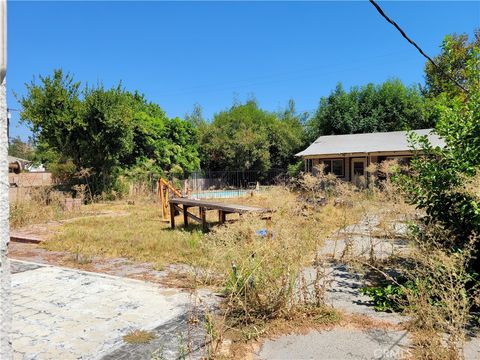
[369,0,468,94]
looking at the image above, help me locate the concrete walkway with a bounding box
[257,328,411,360]
[11,260,207,360]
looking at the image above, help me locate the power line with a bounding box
[368,0,468,94]
[156,51,406,96]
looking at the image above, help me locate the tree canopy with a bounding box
[402,30,480,271]
[423,29,479,99]
[306,79,437,141]
[198,100,305,173]
[18,69,200,194]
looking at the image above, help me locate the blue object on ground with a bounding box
[256,229,268,237]
[256,229,274,239]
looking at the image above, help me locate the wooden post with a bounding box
[200,207,207,231]
[218,210,226,224]
[170,202,176,229]
[183,205,189,227]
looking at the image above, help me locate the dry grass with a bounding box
[402,233,480,360]
[42,185,374,274]
[10,187,85,229]
[123,329,156,344]
[35,179,415,358]
[193,181,390,355]
[43,200,205,270]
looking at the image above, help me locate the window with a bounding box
[321,159,344,177]
[305,159,313,173]
[332,159,344,176]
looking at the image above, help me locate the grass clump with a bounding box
[10,187,82,229]
[123,329,156,344]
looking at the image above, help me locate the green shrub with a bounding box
[361,277,416,312]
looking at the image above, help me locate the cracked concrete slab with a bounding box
[256,327,411,360]
[10,260,195,359]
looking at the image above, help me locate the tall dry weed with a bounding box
[404,230,479,360]
[10,187,74,229]
[193,182,365,355]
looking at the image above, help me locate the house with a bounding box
[8,155,29,174]
[296,129,444,182]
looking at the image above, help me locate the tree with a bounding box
[423,29,479,99]
[19,70,200,194]
[18,70,82,165]
[198,100,305,173]
[184,103,205,128]
[19,72,135,193]
[401,35,480,271]
[78,85,135,190]
[123,99,200,177]
[307,79,436,141]
[8,137,35,161]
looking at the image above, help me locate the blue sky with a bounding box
[7,1,480,140]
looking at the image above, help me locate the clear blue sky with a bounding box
[7,1,480,140]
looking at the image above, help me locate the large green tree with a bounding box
[198,100,305,173]
[123,100,200,176]
[19,69,200,193]
[307,79,436,141]
[402,33,480,271]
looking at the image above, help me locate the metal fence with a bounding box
[183,169,288,199]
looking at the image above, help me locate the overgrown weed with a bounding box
[10,186,81,229]
[403,232,480,359]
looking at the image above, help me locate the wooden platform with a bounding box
[169,197,270,230]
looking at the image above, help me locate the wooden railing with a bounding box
[158,178,182,220]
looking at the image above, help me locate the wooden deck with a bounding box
[169,197,270,230]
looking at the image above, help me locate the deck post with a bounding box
[170,202,176,229]
[200,207,207,231]
[183,205,189,227]
[218,210,226,224]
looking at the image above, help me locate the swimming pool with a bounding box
[190,189,253,199]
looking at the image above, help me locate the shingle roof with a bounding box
[296,129,445,157]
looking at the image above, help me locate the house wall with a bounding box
[344,157,350,181]
[309,157,349,179]
[304,153,412,182]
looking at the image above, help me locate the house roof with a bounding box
[8,155,31,164]
[296,129,445,157]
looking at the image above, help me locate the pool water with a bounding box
[190,189,252,199]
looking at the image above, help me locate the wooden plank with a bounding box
[170,202,176,229]
[9,234,42,244]
[173,203,203,224]
[169,197,268,213]
[186,211,203,224]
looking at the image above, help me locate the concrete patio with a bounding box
[10,260,204,360]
